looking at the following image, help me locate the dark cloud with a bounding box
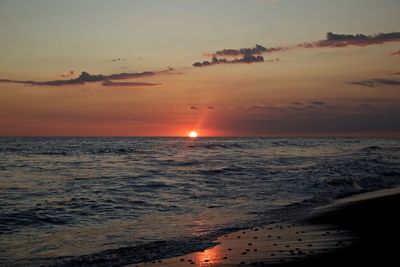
[212,44,267,57]
[304,101,337,110]
[349,79,400,88]
[269,32,400,54]
[188,105,214,110]
[300,32,400,48]
[248,101,344,114]
[102,81,160,87]
[310,101,327,106]
[107,57,127,62]
[61,70,75,78]
[349,81,375,88]
[391,50,400,56]
[250,105,287,112]
[250,100,387,114]
[193,54,264,67]
[0,68,173,87]
[267,58,280,62]
[193,45,267,67]
[265,47,291,53]
[193,31,400,68]
[289,101,333,111]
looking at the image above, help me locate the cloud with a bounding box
[61,70,74,78]
[249,100,340,114]
[188,105,214,110]
[211,44,267,57]
[193,45,267,67]
[391,50,400,56]
[107,57,127,62]
[300,32,400,48]
[266,58,280,62]
[349,78,400,88]
[101,81,160,87]
[310,101,327,106]
[277,31,400,52]
[193,32,400,68]
[0,68,173,87]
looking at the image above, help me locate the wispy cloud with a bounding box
[0,68,173,87]
[391,49,400,56]
[102,81,160,87]
[248,100,338,113]
[310,101,327,106]
[188,105,215,110]
[106,57,127,62]
[60,70,75,78]
[349,78,400,88]
[300,32,400,48]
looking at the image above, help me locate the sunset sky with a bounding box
[0,0,399,136]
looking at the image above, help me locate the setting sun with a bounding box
[188,131,198,138]
[1,1,400,266]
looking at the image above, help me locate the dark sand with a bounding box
[128,187,400,266]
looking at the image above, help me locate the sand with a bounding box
[127,187,400,266]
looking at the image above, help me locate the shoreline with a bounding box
[5,186,399,267]
[129,186,400,266]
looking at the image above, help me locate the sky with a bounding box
[0,0,399,136]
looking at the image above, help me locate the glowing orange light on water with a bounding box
[193,246,221,266]
[188,131,198,138]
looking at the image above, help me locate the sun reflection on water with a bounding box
[193,245,222,266]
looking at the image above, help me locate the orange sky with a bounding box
[0,0,400,136]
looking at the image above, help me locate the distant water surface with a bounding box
[0,137,399,265]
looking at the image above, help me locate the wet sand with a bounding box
[128,187,400,266]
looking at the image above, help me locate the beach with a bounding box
[129,187,400,266]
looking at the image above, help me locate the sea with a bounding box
[1,137,399,266]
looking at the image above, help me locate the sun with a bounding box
[188,131,198,138]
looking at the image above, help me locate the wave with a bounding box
[4,182,400,267]
[0,210,70,234]
[4,239,218,267]
[359,145,400,154]
[1,137,400,266]
[186,143,245,150]
[196,165,246,175]
[3,187,359,267]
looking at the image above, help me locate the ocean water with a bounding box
[1,137,400,266]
